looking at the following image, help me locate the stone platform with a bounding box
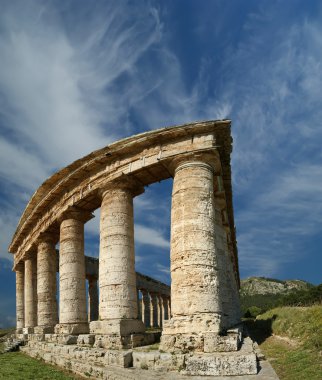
[20,339,279,379]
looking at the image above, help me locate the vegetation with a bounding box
[241,283,322,317]
[245,305,322,380]
[257,305,322,351]
[0,352,78,379]
[0,327,15,338]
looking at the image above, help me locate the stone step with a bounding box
[21,340,280,379]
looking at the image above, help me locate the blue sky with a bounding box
[1,0,322,328]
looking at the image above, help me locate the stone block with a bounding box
[23,327,34,334]
[77,334,95,346]
[34,326,55,334]
[105,349,133,368]
[57,335,78,345]
[55,323,89,335]
[183,350,257,376]
[90,318,145,336]
[132,351,159,369]
[204,333,240,352]
[28,333,45,342]
[93,334,131,350]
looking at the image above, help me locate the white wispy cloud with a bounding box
[135,225,169,249]
[0,0,165,261]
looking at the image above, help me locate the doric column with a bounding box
[137,290,142,320]
[88,277,99,322]
[16,263,24,333]
[161,160,240,352]
[55,207,93,335]
[141,290,151,328]
[35,234,58,334]
[90,186,144,344]
[150,293,159,328]
[24,254,37,333]
[162,296,169,321]
[158,295,163,328]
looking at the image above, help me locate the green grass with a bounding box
[257,305,322,350]
[245,305,322,380]
[260,336,321,380]
[0,352,77,379]
[0,327,15,338]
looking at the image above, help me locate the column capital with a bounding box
[167,150,219,174]
[15,261,24,271]
[58,206,94,224]
[99,174,145,200]
[36,231,57,245]
[174,160,214,175]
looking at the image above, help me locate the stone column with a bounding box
[88,277,99,322]
[16,263,24,333]
[137,290,142,320]
[160,160,240,352]
[158,295,163,328]
[35,234,58,334]
[150,293,159,328]
[162,296,169,321]
[24,255,37,333]
[55,207,93,335]
[141,290,151,328]
[90,186,144,345]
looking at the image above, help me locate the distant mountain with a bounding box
[240,277,313,296]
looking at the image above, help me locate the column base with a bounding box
[34,325,55,334]
[23,327,34,334]
[16,328,23,334]
[133,337,258,376]
[54,322,89,335]
[90,318,145,336]
[160,315,242,353]
[90,319,146,349]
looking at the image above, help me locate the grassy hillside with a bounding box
[240,279,321,317]
[246,305,322,380]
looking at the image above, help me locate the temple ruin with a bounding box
[9,120,259,378]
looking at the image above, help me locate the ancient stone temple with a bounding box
[9,120,259,378]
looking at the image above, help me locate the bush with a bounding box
[244,306,263,318]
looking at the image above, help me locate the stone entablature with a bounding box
[9,120,257,377]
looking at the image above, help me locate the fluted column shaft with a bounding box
[24,256,37,330]
[36,236,58,333]
[16,265,24,332]
[99,188,138,320]
[170,162,221,317]
[88,277,99,322]
[162,296,169,320]
[141,290,151,327]
[56,207,92,334]
[150,293,159,328]
[158,295,163,328]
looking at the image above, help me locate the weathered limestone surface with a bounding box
[150,293,159,328]
[35,236,58,333]
[98,188,139,320]
[21,340,279,379]
[56,208,92,334]
[161,161,239,354]
[24,256,37,331]
[90,187,144,345]
[141,290,151,328]
[15,265,24,332]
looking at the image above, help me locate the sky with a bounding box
[0,0,322,328]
